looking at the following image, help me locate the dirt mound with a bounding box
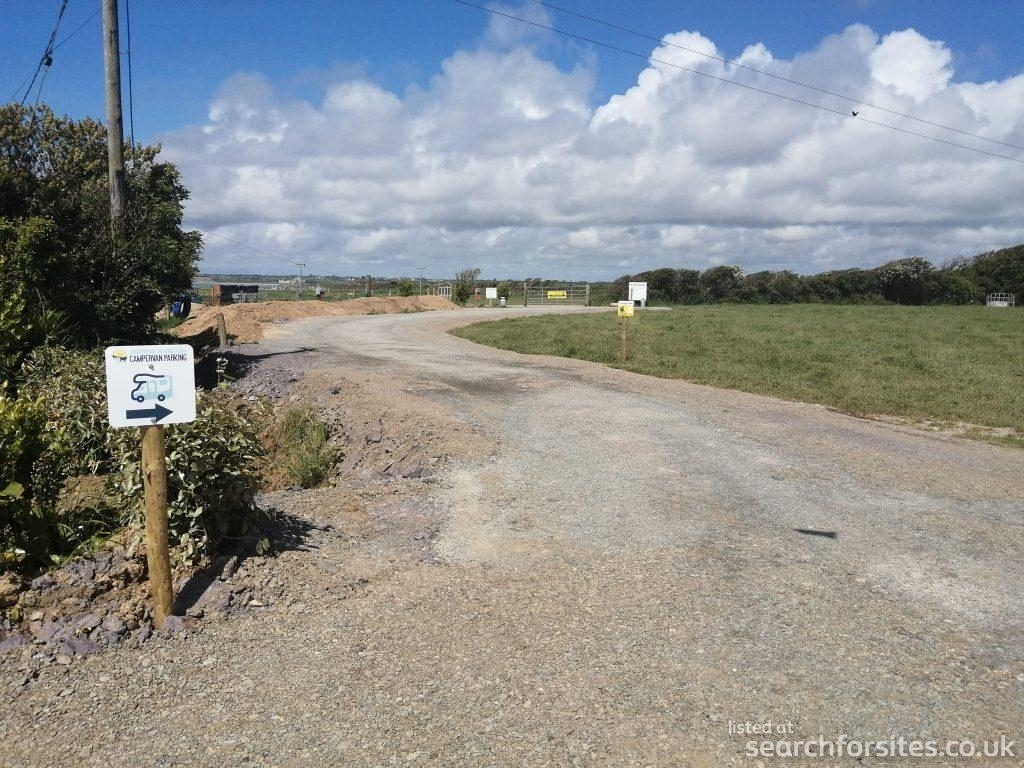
[172,296,459,344]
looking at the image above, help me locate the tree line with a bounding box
[607,246,1024,306]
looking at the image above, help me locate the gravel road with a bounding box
[3,306,1022,767]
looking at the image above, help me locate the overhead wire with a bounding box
[18,0,69,105]
[525,0,1024,152]
[52,7,100,54]
[7,6,100,104]
[451,0,1024,164]
[183,222,305,268]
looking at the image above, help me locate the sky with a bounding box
[4,0,1024,279]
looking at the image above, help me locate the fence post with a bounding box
[523,281,528,307]
[216,313,228,347]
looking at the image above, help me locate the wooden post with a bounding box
[216,312,228,347]
[619,315,630,363]
[523,281,528,307]
[141,425,174,628]
[585,283,591,307]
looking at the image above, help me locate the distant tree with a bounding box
[496,281,511,298]
[804,268,882,304]
[875,257,934,304]
[606,274,630,303]
[453,267,480,305]
[951,244,1024,299]
[700,265,743,302]
[641,268,678,303]
[673,269,703,304]
[0,104,201,345]
[923,271,978,304]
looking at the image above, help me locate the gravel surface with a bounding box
[2,306,1022,767]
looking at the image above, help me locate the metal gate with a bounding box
[525,283,590,305]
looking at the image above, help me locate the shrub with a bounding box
[453,267,480,305]
[396,278,416,297]
[0,390,50,566]
[2,347,267,571]
[108,390,266,566]
[0,104,201,346]
[876,256,934,304]
[606,274,630,303]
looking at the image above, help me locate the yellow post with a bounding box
[141,425,174,628]
[616,301,634,363]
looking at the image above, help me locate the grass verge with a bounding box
[452,305,1024,446]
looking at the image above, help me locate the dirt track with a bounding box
[3,306,1023,767]
[172,295,458,344]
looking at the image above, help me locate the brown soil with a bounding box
[171,296,459,344]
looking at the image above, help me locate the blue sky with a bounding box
[4,1,1024,278]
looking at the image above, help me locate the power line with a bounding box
[7,7,100,104]
[18,0,69,105]
[451,0,1024,164]
[53,8,100,53]
[184,222,303,268]
[526,0,1024,153]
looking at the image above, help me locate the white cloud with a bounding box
[161,20,1024,279]
[869,29,952,102]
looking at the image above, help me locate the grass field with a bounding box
[453,305,1024,444]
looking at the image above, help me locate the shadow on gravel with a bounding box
[174,509,326,615]
[194,347,319,389]
[794,528,838,539]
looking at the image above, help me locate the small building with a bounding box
[210,284,259,306]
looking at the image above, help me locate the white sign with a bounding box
[104,345,197,428]
[628,282,648,302]
[485,286,498,300]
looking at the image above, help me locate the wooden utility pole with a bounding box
[102,0,127,232]
[141,425,174,628]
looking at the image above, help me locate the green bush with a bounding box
[274,406,336,489]
[108,391,266,565]
[396,278,416,297]
[453,267,480,306]
[1,347,267,571]
[0,390,50,566]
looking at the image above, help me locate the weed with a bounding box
[273,407,336,488]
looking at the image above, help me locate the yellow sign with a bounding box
[547,290,567,299]
[617,302,635,317]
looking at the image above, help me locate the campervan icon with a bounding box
[130,373,173,403]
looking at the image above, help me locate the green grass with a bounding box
[157,315,186,331]
[453,305,1024,440]
[275,407,337,488]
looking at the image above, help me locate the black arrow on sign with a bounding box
[125,403,173,422]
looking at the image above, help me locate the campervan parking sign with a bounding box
[104,344,197,428]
